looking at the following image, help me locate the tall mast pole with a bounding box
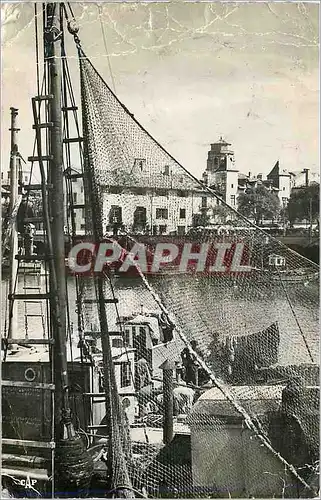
[42,5,94,494]
[7,107,19,342]
[45,2,71,437]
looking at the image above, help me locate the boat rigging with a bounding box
[1,3,319,499]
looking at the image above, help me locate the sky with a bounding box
[1,2,319,181]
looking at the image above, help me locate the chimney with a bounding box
[203,172,208,185]
[257,173,262,180]
[248,172,251,178]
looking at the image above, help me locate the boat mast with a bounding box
[45,2,72,437]
[7,107,19,343]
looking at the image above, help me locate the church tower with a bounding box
[204,138,238,207]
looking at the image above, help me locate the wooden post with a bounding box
[302,168,309,187]
[45,2,73,437]
[7,107,20,342]
[160,359,174,444]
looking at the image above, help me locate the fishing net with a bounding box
[76,45,319,498]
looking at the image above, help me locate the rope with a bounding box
[97,4,116,94]
[275,267,314,363]
[76,45,319,274]
[108,237,315,494]
[34,3,40,97]
[68,16,317,495]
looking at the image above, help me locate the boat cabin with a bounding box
[188,384,318,498]
[122,314,161,364]
[1,331,138,446]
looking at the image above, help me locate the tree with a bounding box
[192,211,211,227]
[287,183,319,227]
[210,204,230,223]
[237,185,280,225]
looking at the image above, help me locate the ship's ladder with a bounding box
[22,270,47,342]
[2,93,58,498]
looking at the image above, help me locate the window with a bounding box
[81,186,84,193]
[25,175,29,182]
[179,208,186,219]
[133,206,147,225]
[163,165,170,175]
[1,172,3,180]
[136,187,146,195]
[82,208,86,218]
[139,327,146,336]
[159,225,167,234]
[109,205,122,224]
[109,186,122,194]
[155,188,168,197]
[80,223,86,230]
[283,187,285,191]
[112,338,123,348]
[231,184,234,188]
[120,362,131,388]
[156,208,168,219]
[177,190,188,198]
[73,192,78,203]
[134,158,146,171]
[201,197,207,208]
[178,226,186,235]
[124,329,130,346]
[230,195,236,206]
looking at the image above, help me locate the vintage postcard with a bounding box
[1,2,319,499]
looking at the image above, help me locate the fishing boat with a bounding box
[1,4,319,499]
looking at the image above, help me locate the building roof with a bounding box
[211,137,231,146]
[189,385,284,420]
[267,161,280,178]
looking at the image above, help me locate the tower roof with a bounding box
[267,161,279,178]
[211,136,231,147]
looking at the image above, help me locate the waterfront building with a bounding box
[101,166,204,235]
[67,164,204,236]
[266,161,296,206]
[202,139,296,213]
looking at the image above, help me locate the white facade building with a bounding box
[102,187,203,235]
[266,161,295,206]
[66,167,204,236]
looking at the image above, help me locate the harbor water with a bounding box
[1,271,319,366]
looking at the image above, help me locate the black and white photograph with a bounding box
[1,2,319,498]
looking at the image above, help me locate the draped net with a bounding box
[77,46,319,498]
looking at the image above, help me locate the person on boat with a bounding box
[155,381,195,415]
[136,382,162,417]
[23,222,35,256]
[181,342,198,385]
[181,340,211,386]
[175,360,185,383]
[17,198,35,233]
[173,381,195,415]
[158,312,175,343]
[135,356,152,391]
